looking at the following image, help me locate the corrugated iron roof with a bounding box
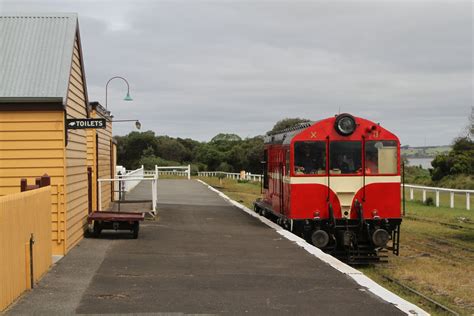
[0,13,78,103]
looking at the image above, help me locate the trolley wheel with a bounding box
[93,222,102,237]
[132,222,139,239]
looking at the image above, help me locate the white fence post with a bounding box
[98,180,102,211]
[410,188,414,200]
[467,193,471,211]
[151,179,157,215]
[450,191,455,209]
[422,190,426,203]
[435,190,440,207]
[188,164,191,180]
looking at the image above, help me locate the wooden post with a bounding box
[435,190,440,207]
[20,178,28,192]
[87,167,93,214]
[450,191,454,209]
[39,174,50,187]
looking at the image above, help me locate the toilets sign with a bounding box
[66,118,107,129]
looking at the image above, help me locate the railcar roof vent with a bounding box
[267,121,313,136]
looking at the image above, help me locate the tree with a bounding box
[156,136,189,162]
[116,131,159,169]
[268,118,311,135]
[194,144,225,171]
[430,137,474,181]
[211,133,242,142]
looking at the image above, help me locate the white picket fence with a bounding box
[198,171,263,182]
[405,184,472,210]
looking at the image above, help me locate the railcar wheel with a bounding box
[93,222,102,237]
[132,222,139,239]
[311,230,330,249]
[372,229,389,247]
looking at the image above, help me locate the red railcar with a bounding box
[254,113,401,263]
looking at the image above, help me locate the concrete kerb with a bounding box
[196,179,428,316]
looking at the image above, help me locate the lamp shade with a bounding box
[124,92,133,101]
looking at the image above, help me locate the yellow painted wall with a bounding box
[0,111,66,254]
[86,114,113,211]
[64,38,89,253]
[0,186,52,311]
[86,128,96,209]
[97,119,113,209]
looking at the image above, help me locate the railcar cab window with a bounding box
[330,141,362,174]
[365,141,398,174]
[294,141,326,175]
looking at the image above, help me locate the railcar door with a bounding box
[329,140,363,219]
[279,162,285,215]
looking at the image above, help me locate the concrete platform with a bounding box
[6,179,404,315]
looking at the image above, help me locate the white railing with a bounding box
[154,165,191,180]
[404,184,473,210]
[117,165,144,193]
[198,171,263,182]
[116,165,126,176]
[98,175,158,217]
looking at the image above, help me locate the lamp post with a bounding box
[105,76,133,110]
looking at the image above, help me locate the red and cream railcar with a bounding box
[254,113,401,262]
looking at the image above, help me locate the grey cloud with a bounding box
[2,0,472,145]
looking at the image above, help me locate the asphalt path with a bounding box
[6,179,403,315]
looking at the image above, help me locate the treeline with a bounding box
[115,132,264,174]
[115,118,309,175]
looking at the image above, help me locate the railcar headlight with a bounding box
[334,114,356,136]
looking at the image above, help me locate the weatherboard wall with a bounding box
[0,111,66,255]
[86,109,114,213]
[64,37,89,253]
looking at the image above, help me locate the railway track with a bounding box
[404,215,474,232]
[382,275,460,316]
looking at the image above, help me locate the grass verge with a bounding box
[196,176,474,316]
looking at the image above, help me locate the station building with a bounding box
[0,14,116,256]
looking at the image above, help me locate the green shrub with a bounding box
[424,197,434,206]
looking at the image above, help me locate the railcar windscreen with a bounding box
[294,141,326,175]
[329,141,362,174]
[365,140,398,174]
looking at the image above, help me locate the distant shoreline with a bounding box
[401,145,451,159]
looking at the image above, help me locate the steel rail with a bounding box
[382,275,460,316]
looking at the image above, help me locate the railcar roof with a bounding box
[264,114,399,146]
[264,121,316,145]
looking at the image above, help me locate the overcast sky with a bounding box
[2,0,472,146]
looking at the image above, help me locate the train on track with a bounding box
[254,113,401,263]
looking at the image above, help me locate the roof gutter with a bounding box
[0,97,64,111]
